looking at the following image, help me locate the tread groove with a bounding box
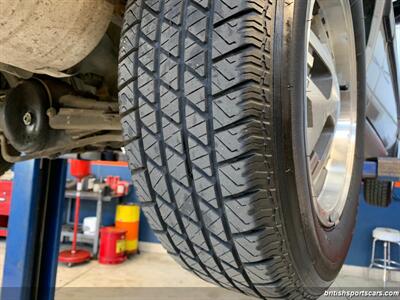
[175,0,244,290]
[125,0,195,273]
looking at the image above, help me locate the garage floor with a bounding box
[0,240,398,300]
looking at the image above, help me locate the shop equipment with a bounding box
[363,158,400,182]
[369,227,400,287]
[61,188,125,257]
[2,159,67,300]
[115,204,140,255]
[105,176,129,195]
[58,159,91,267]
[99,227,127,264]
[83,217,97,236]
[0,180,12,237]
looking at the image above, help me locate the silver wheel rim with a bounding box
[305,0,358,227]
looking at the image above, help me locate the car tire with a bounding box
[364,179,392,207]
[118,0,366,298]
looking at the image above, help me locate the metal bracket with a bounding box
[0,134,123,163]
[377,157,400,181]
[363,157,400,182]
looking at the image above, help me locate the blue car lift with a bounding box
[1,159,67,300]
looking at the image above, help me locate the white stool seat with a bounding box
[373,227,400,244]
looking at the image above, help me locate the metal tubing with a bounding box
[370,238,377,268]
[93,191,103,258]
[384,242,388,287]
[71,181,82,254]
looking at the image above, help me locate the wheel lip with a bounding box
[305,0,358,227]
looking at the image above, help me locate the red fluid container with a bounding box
[106,176,120,192]
[70,159,91,180]
[99,227,127,264]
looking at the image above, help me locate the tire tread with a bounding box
[119,0,313,298]
[364,179,392,207]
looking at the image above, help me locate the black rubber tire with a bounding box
[118,0,366,298]
[364,179,392,207]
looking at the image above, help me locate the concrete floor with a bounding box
[0,240,398,300]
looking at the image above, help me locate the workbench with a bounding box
[61,189,124,258]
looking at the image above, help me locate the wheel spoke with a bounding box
[306,27,341,188]
[309,30,335,73]
[306,76,340,156]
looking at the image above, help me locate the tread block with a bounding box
[162,120,184,153]
[140,9,158,42]
[132,169,152,202]
[183,219,208,249]
[192,169,218,209]
[156,196,182,234]
[121,113,138,140]
[212,90,242,130]
[224,194,274,234]
[188,137,212,176]
[160,53,179,90]
[141,204,164,231]
[185,75,206,111]
[147,160,171,202]
[119,84,135,113]
[164,0,184,25]
[209,235,238,268]
[172,181,198,221]
[198,201,227,241]
[160,86,180,123]
[137,67,155,103]
[125,139,142,170]
[166,148,189,186]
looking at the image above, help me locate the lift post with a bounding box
[1,159,67,300]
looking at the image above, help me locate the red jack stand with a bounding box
[59,160,91,267]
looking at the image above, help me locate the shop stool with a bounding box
[369,227,400,287]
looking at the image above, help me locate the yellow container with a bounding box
[115,204,140,254]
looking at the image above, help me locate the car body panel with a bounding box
[365,0,399,156]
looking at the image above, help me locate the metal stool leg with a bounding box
[383,241,388,287]
[368,238,377,280]
[398,243,400,265]
[388,242,392,282]
[370,239,377,268]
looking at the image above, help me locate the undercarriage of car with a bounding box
[0,0,124,164]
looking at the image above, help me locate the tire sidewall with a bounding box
[276,0,366,290]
